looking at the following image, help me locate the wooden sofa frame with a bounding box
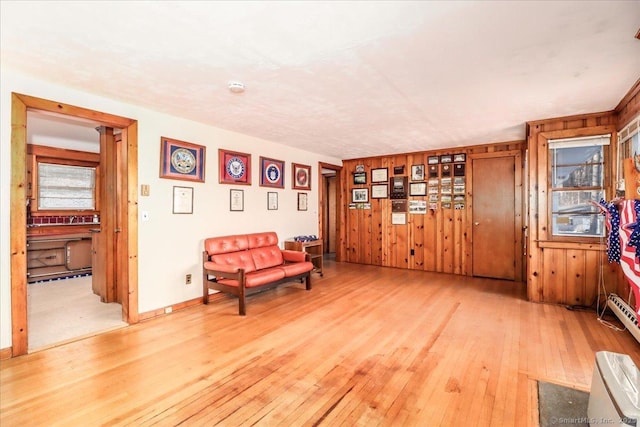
[202,252,312,315]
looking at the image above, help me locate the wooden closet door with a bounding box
[472,155,516,280]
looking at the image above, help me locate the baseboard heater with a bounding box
[607,294,640,344]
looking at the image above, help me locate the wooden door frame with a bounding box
[9,93,139,357]
[318,162,342,262]
[469,150,524,282]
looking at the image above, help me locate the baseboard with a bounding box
[0,346,12,360]
[138,293,226,322]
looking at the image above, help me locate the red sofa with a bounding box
[202,232,314,315]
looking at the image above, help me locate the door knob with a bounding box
[474,222,480,226]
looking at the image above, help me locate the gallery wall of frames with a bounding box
[340,140,526,276]
[159,137,313,213]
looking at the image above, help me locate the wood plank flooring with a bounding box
[1,260,638,426]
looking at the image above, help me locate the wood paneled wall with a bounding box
[525,111,624,306]
[340,141,525,275]
[616,78,640,129]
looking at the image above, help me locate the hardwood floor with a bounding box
[1,260,638,426]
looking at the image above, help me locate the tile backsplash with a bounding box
[27,214,99,226]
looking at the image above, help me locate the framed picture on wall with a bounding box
[267,192,278,210]
[172,186,194,214]
[409,182,427,196]
[297,192,308,211]
[292,163,311,190]
[352,188,369,203]
[411,164,425,181]
[353,172,367,185]
[371,168,388,183]
[219,149,251,185]
[159,137,206,182]
[371,184,388,199]
[230,189,244,211]
[259,157,285,188]
[453,153,466,163]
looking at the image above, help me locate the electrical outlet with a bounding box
[164,306,172,314]
[186,274,192,285]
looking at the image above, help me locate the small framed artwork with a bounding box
[297,192,308,211]
[292,163,311,190]
[427,156,439,165]
[353,172,367,185]
[352,188,369,203]
[160,137,206,182]
[391,213,407,225]
[393,165,405,175]
[411,164,425,181]
[371,184,388,199]
[453,153,466,163]
[259,156,285,188]
[392,200,407,212]
[267,192,278,210]
[441,163,452,177]
[454,163,466,176]
[355,164,365,173]
[172,186,193,214]
[428,164,439,178]
[230,189,244,211]
[440,155,453,164]
[371,168,388,183]
[219,149,251,185]
[409,182,427,196]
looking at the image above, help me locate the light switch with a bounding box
[141,184,150,196]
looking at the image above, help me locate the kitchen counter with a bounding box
[27,223,100,237]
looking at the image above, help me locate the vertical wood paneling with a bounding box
[342,141,525,277]
[442,207,454,273]
[583,250,602,306]
[424,210,437,271]
[412,213,425,270]
[616,78,640,129]
[453,208,463,275]
[535,133,549,242]
[565,249,586,306]
[526,111,622,305]
[436,195,444,271]
[10,94,28,356]
[542,249,564,303]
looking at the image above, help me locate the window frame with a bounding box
[546,134,611,243]
[28,145,100,216]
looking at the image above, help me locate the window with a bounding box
[617,114,640,188]
[548,135,609,238]
[37,162,96,210]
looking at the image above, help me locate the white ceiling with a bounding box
[2,1,639,159]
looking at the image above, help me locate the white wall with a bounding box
[0,68,342,350]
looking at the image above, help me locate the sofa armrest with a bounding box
[203,261,241,276]
[281,249,307,263]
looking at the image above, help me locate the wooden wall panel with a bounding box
[616,78,640,130]
[542,248,564,303]
[565,249,586,306]
[341,141,525,276]
[424,210,437,271]
[526,111,623,305]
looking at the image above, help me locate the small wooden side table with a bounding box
[284,239,323,276]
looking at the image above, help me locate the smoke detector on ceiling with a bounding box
[228,81,245,93]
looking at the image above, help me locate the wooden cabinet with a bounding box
[27,234,92,283]
[285,239,323,276]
